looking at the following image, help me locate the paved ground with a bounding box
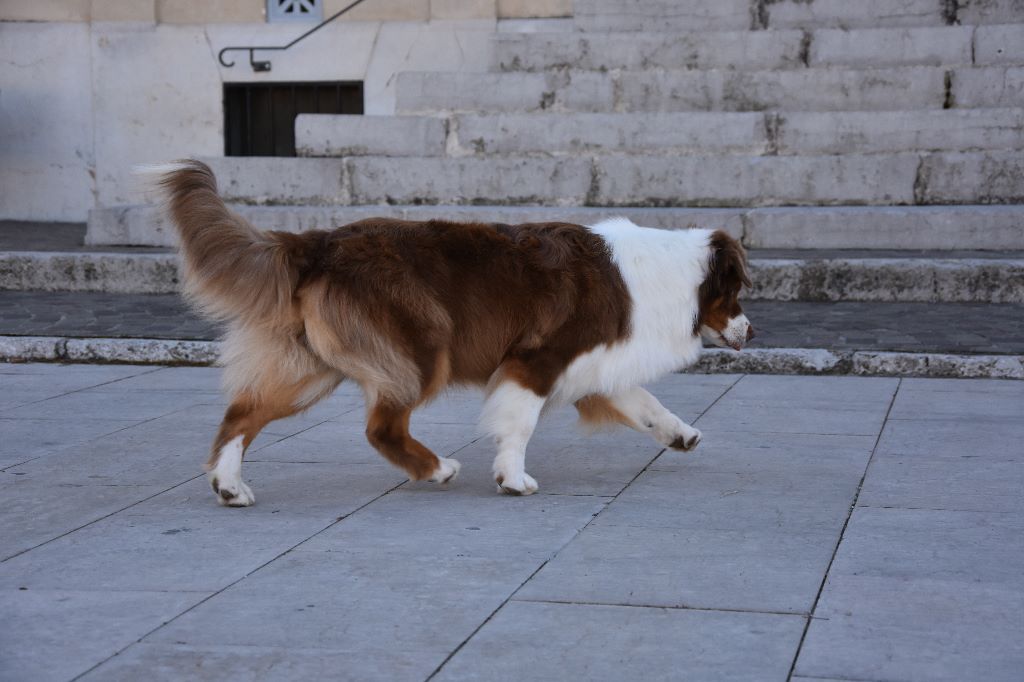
[2,291,1023,355]
[1,363,1021,681]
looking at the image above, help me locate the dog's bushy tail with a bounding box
[148,160,297,325]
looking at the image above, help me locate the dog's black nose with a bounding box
[746,325,756,341]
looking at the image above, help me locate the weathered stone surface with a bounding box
[694,347,845,375]
[498,0,571,18]
[495,29,806,71]
[499,24,976,72]
[574,0,752,32]
[295,114,446,157]
[974,24,1024,65]
[0,252,179,294]
[0,22,95,223]
[87,204,747,247]
[916,151,1024,204]
[87,203,1024,251]
[850,351,1024,379]
[777,109,1024,154]
[749,257,1024,303]
[348,156,593,205]
[618,66,946,112]
[760,0,948,28]
[952,66,1024,108]
[201,157,348,206]
[5,335,1020,378]
[809,25,972,67]
[395,71,614,113]
[958,0,1024,24]
[593,154,919,206]
[62,338,219,365]
[744,205,1024,250]
[451,111,770,155]
[0,336,63,363]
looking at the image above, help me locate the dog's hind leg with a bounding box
[365,400,461,483]
[480,378,547,496]
[207,369,342,507]
[576,387,701,451]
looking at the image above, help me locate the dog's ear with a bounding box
[707,230,751,292]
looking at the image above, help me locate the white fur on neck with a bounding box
[547,218,710,405]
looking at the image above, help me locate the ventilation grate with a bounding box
[267,0,323,23]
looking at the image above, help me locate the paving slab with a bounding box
[515,519,840,614]
[1,367,1022,680]
[0,477,171,562]
[0,416,142,469]
[0,384,221,422]
[693,374,897,435]
[795,507,1024,680]
[859,386,1024,511]
[436,601,805,681]
[144,493,607,680]
[0,588,208,682]
[299,487,607,558]
[869,411,1024,459]
[888,379,1024,420]
[0,461,407,593]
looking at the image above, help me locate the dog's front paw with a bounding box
[428,457,461,484]
[668,427,702,452]
[495,471,538,496]
[209,473,255,507]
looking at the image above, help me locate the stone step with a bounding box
[395,66,1023,114]
[496,25,1013,72]
[3,246,1021,304]
[87,204,1024,251]
[573,0,1023,32]
[122,153,1024,208]
[2,293,1021,378]
[296,110,1024,158]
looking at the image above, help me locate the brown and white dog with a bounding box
[153,160,753,506]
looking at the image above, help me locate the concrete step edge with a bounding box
[2,335,1020,379]
[295,109,1024,158]
[3,250,1022,303]
[86,204,1024,251]
[394,66,1021,114]
[166,152,1024,208]
[494,24,1023,70]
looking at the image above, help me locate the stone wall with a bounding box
[0,0,572,22]
[0,2,574,221]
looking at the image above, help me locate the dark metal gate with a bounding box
[223,81,363,157]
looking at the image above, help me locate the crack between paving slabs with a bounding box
[0,385,232,474]
[512,597,804,618]
[68,477,411,682]
[67,426,489,677]
[424,374,747,680]
[784,378,903,682]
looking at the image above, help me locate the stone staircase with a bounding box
[7,1,1024,325]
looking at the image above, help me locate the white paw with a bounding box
[495,471,538,496]
[667,426,702,452]
[428,457,461,484]
[209,472,255,507]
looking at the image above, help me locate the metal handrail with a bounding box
[218,0,371,72]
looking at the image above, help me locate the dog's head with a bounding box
[695,230,754,351]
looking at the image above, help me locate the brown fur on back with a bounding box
[298,217,633,399]
[159,161,632,405]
